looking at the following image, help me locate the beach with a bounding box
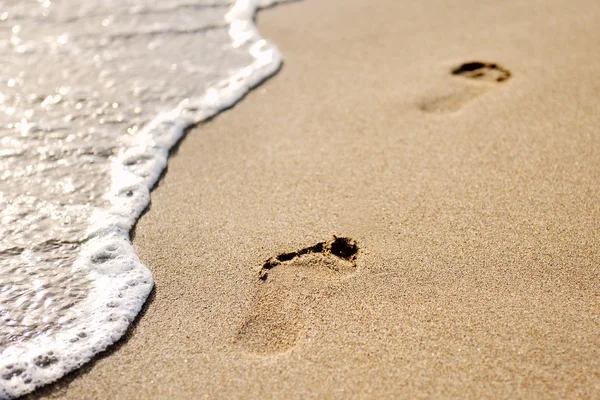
[34,0,600,398]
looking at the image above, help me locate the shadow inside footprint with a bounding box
[420,61,512,113]
[235,236,358,355]
[451,61,511,82]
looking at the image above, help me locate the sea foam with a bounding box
[0,0,290,397]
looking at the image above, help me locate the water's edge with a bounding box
[1,1,290,398]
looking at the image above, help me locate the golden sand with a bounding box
[36,0,600,398]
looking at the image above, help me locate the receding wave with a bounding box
[0,0,291,397]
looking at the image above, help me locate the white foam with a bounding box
[0,0,292,398]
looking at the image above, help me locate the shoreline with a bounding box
[39,0,600,398]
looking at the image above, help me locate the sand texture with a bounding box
[33,0,600,398]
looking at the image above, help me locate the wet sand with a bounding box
[38,0,600,398]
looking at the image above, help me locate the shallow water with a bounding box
[0,0,288,397]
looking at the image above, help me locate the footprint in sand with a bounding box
[235,236,359,355]
[420,61,512,113]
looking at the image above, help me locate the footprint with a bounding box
[420,61,511,113]
[235,236,359,355]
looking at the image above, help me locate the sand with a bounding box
[33,0,600,398]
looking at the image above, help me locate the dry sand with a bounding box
[35,0,600,398]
